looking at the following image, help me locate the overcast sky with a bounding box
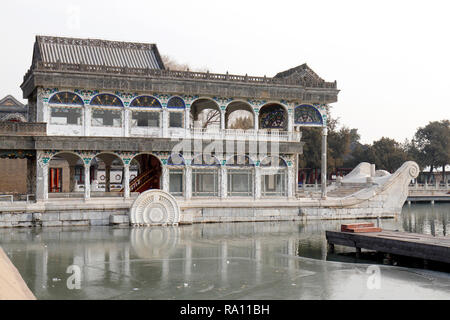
[0,0,448,144]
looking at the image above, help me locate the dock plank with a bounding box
[326,230,450,264]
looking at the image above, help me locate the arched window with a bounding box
[167,97,185,109]
[167,154,185,166]
[130,96,162,128]
[49,92,83,126]
[90,94,123,107]
[90,94,123,127]
[130,96,161,108]
[259,104,287,130]
[260,156,288,168]
[226,155,255,166]
[294,105,323,125]
[192,154,221,166]
[49,92,84,105]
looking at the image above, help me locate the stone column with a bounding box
[84,105,91,136]
[27,157,37,196]
[124,109,130,137]
[185,166,192,200]
[370,164,376,177]
[105,164,111,193]
[287,109,293,132]
[69,165,76,192]
[254,111,259,140]
[255,167,262,199]
[321,127,328,199]
[36,159,48,201]
[162,166,170,192]
[124,164,130,199]
[162,107,168,137]
[37,90,45,122]
[84,164,90,200]
[220,166,228,199]
[220,109,225,131]
[287,165,295,198]
[185,107,190,130]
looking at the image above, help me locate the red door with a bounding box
[49,168,63,193]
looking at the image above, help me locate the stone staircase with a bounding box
[326,183,366,198]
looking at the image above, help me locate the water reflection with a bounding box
[402,203,449,236]
[0,203,449,300]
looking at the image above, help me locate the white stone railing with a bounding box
[408,182,450,190]
[188,128,302,142]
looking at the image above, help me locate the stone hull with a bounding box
[0,161,419,228]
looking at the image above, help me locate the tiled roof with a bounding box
[274,63,326,85]
[32,36,165,70]
[0,95,25,108]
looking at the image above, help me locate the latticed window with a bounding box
[260,156,288,197]
[49,92,84,105]
[50,107,82,125]
[192,154,220,197]
[192,169,219,197]
[169,169,184,196]
[294,105,322,125]
[131,111,160,127]
[261,173,287,197]
[226,155,254,197]
[130,96,161,108]
[227,169,254,197]
[90,94,123,107]
[92,108,122,126]
[169,112,183,128]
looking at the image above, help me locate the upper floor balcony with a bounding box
[37,91,322,142]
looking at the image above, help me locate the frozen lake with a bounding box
[0,203,449,300]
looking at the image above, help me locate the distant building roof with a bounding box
[32,35,165,70]
[0,95,25,108]
[0,95,28,122]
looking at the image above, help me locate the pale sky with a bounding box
[1,0,449,144]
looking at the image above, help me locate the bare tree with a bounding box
[161,54,209,72]
[202,110,220,129]
[161,54,190,71]
[229,116,253,130]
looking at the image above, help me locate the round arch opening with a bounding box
[48,152,85,195]
[190,98,221,129]
[225,101,255,130]
[129,154,162,193]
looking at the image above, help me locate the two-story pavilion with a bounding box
[12,35,339,213]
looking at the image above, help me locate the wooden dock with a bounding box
[326,229,450,264]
